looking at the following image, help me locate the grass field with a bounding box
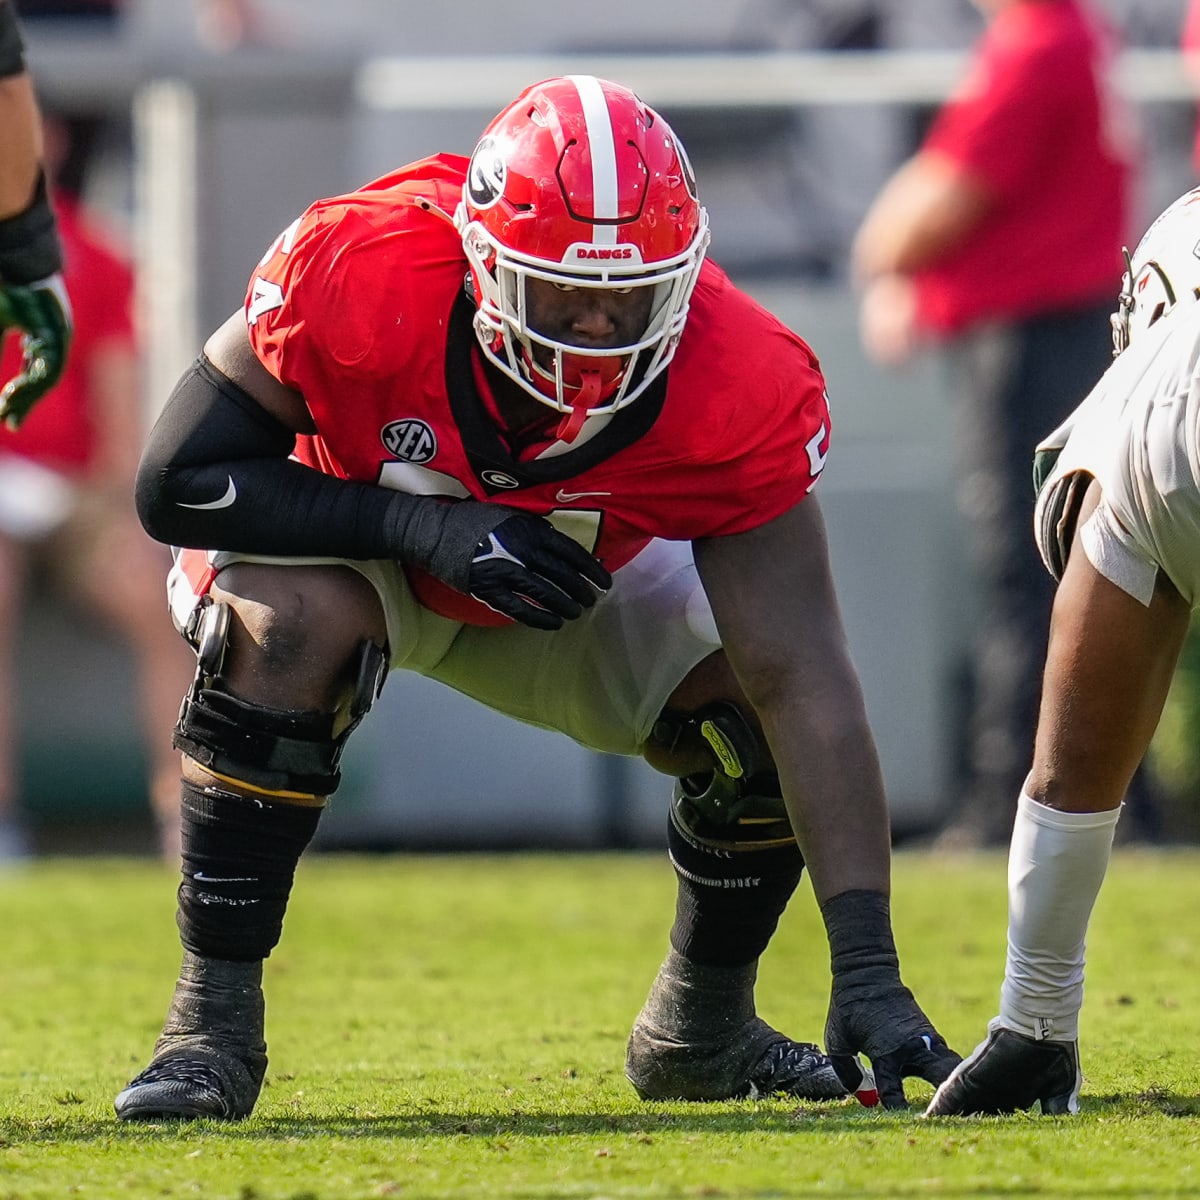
[1,848,1199,1199]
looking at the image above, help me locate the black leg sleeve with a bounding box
[177,780,322,962]
[667,811,805,968]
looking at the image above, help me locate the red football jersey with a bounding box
[245,155,831,623]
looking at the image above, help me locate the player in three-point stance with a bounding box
[116,75,959,1121]
[928,186,1200,1116]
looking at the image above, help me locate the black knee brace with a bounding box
[655,702,804,967]
[173,600,387,796]
[656,701,797,852]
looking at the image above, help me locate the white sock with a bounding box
[998,791,1121,1042]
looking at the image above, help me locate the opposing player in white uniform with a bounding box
[926,186,1200,1116]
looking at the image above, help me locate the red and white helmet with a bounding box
[455,75,709,437]
[1112,186,1200,356]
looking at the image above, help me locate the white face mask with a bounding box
[456,208,709,441]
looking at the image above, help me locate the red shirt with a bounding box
[245,155,832,624]
[915,0,1133,335]
[0,194,135,474]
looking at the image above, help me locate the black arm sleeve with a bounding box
[0,171,63,284]
[0,2,27,79]
[135,355,417,559]
[136,354,548,595]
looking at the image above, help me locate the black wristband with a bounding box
[0,4,26,79]
[0,171,63,283]
[382,490,518,592]
[821,887,937,1068]
[820,888,900,987]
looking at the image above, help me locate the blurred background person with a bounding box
[0,110,192,862]
[851,0,1141,847]
[1183,0,1200,177]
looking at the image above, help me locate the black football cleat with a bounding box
[625,950,847,1102]
[743,1035,854,1101]
[924,1025,1081,1116]
[115,952,267,1122]
[114,1041,265,1121]
[627,1012,849,1102]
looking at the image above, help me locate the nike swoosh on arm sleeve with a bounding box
[135,355,409,558]
[176,475,238,510]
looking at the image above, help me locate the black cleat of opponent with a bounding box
[924,1024,1081,1116]
[115,952,267,1122]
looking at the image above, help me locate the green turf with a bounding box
[1,848,1199,1198]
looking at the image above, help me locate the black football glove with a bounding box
[466,512,612,629]
[821,889,962,1109]
[0,273,72,428]
[390,497,611,630]
[0,171,72,429]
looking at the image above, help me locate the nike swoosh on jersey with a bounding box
[178,477,238,510]
[193,871,257,883]
[555,488,612,502]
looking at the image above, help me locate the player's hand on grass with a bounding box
[820,889,962,1109]
[825,989,960,1109]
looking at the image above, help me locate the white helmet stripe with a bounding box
[567,74,618,246]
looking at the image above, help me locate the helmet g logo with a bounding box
[466,137,507,209]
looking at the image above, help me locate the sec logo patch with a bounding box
[381,419,437,463]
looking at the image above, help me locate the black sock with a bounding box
[667,813,804,967]
[177,779,322,962]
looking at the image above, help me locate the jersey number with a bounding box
[246,217,302,326]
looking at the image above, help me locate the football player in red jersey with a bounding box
[115,75,960,1121]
